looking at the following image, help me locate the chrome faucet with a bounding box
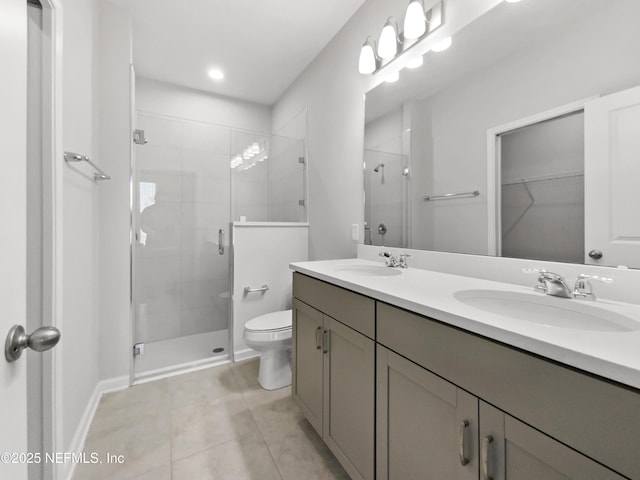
[523,269,614,300]
[379,251,412,268]
[523,269,573,298]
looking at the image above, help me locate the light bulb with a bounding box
[384,71,400,83]
[378,18,399,59]
[358,40,377,74]
[207,68,224,80]
[432,36,452,52]
[404,0,426,40]
[406,56,424,69]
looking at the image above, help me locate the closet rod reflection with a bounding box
[424,190,480,201]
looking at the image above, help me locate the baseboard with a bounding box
[234,348,260,363]
[63,375,129,480]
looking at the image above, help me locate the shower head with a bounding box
[373,163,384,173]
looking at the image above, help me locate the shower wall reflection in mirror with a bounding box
[364,0,640,268]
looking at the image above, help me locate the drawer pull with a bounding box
[322,330,330,353]
[458,420,470,466]
[315,327,322,350]
[481,435,494,480]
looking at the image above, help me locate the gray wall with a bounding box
[61,0,101,452]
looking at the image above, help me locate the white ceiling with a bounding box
[110,0,365,105]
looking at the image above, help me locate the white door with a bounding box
[585,86,640,267]
[0,0,29,479]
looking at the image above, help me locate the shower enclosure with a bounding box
[132,112,306,379]
[364,148,410,247]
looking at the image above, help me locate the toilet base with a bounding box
[258,348,291,390]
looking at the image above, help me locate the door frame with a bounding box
[485,96,597,256]
[38,0,64,478]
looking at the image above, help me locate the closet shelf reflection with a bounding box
[501,171,583,187]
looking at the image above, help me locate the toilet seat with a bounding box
[245,309,292,333]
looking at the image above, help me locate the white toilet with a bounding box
[243,309,293,390]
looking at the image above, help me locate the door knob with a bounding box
[588,249,603,260]
[5,325,61,362]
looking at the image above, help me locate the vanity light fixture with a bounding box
[431,36,452,52]
[378,17,401,59]
[359,1,445,76]
[231,140,268,169]
[358,37,379,74]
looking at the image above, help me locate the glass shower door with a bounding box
[133,113,231,377]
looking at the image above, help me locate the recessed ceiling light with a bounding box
[208,68,224,80]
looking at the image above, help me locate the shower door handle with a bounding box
[218,229,225,255]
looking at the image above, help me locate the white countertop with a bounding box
[290,258,640,391]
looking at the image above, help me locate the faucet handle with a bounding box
[399,253,412,268]
[379,251,398,267]
[573,274,613,301]
[522,268,548,292]
[576,273,613,284]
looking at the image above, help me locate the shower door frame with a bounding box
[129,110,235,381]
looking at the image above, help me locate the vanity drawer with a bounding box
[293,272,375,339]
[377,301,640,479]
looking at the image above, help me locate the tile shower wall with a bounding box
[134,113,231,344]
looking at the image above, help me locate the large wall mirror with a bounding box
[364,0,640,268]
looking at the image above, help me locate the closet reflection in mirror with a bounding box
[363,0,640,268]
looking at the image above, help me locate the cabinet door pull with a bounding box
[315,327,322,350]
[481,435,494,480]
[322,330,330,353]
[458,420,470,466]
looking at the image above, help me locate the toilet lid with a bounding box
[245,309,292,332]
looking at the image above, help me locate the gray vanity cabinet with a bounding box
[376,346,478,480]
[292,273,638,480]
[378,302,637,480]
[292,273,375,480]
[292,298,324,434]
[322,316,375,480]
[479,402,625,480]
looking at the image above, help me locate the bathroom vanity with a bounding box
[290,260,640,480]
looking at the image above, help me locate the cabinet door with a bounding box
[323,316,375,480]
[479,402,626,480]
[377,346,478,480]
[292,299,324,435]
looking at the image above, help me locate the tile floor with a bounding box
[72,360,349,480]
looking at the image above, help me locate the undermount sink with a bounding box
[332,264,402,277]
[454,289,640,332]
